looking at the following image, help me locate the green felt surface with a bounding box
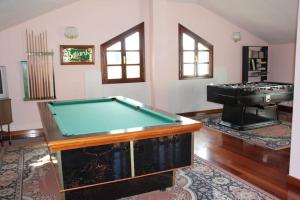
[48,98,177,136]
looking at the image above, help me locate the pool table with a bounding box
[38,96,202,199]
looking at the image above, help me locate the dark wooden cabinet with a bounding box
[0,98,12,124]
[0,98,12,145]
[242,46,268,82]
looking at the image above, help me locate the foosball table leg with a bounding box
[275,104,279,120]
[8,124,11,145]
[0,125,3,146]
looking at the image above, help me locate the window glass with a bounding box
[197,64,209,75]
[126,65,140,78]
[183,51,195,63]
[126,51,140,64]
[198,42,208,51]
[107,66,122,79]
[107,42,121,51]
[106,52,121,65]
[198,51,209,63]
[125,32,140,50]
[183,64,195,76]
[183,33,195,50]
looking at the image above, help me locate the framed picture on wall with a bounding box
[60,45,95,65]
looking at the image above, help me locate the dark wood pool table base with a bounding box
[54,133,192,199]
[63,171,174,200]
[38,97,201,199]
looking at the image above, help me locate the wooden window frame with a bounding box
[178,24,213,80]
[100,23,145,84]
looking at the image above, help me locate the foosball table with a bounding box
[207,82,294,130]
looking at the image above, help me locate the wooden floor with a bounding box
[193,113,300,200]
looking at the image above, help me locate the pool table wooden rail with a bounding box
[38,98,202,152]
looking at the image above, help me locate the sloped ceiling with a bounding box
[0,0,298,44]
[192,0,299,44]
[0,0,80,31]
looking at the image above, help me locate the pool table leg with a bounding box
[130,140,135,177]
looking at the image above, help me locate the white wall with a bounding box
[289,2,300,180]
[150,0,267,113]
[0,0,267,131]
[269,43,295,83]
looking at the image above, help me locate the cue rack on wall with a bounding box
[21,30,56,100]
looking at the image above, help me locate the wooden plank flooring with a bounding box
[194,122,300,199]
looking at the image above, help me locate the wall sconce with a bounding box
[232,32,241,42]
[64,26,79,39]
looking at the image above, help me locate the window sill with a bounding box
[179,75,213,80]
[102,79,145,84]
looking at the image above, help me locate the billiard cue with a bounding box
[51,48,56,98]
[39,33,43,98]
[39,33,45,98]
[26,29,32,99]
[30,31,37,99]
[35,33,39,99]
[42,32,47,98]
[35,31,40,99]
[51,45,56,99]
[30,31,34,99]
[41,32,46,97]
[26,30,32,99]
[44,31,50,98]
[36,33,42,99]
[48,32,55,98]
[43,31,49,98]
[32,32,38,99]
[45,31,51,97]
[36,32,42,99]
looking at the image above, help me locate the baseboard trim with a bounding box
[2,129,44,140]
[287,175,300,189]
[178,109,223,117]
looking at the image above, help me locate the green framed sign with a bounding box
[60,45,95,65]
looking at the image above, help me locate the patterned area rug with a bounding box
[0,143,58,200]
[0,143,278,200]
[125,156,278,200]
[193,114,291,150]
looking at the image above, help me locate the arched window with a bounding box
[179,24,213,79]
[101,23,145,84]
